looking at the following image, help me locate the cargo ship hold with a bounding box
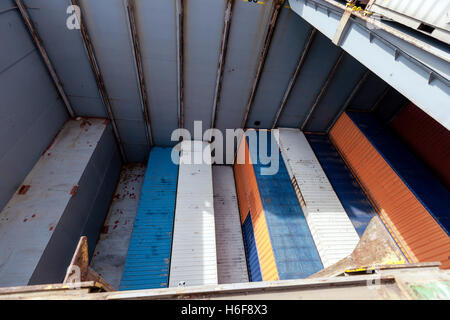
[0,0,449,299]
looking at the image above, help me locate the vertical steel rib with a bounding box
[241,0,285,129]
[326,69,370,132]
[176,0,185,129]
[127,0,153,148]
[71,0,127,162]
[211,0,234,130]
[272,27,317,129]
[370,86,390,112]
[301,50,345,131]
[15,0,75,118]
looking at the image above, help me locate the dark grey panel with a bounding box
[247,7,312,129]
[0,1,35,73]
[375,88,409,124]
[305,53,367,132]
[215,0,275,131]
[184,0,225,134]
[135,0,178,147]
[0,4,68,211]
[348,72,389,111]
[22,0,107,118]
[277,32,341,127]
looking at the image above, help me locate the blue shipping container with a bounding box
[306,134,377,236]
[120,147,179,290]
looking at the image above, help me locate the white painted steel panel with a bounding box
[212,166,249,284]
[90,164,145,289]
[275,129,360,267]
[371,0,450,43]
[169,141,218,287]
[0,119,108,286]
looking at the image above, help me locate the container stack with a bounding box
[275,129,360,268]
[330,111,450,269]
[120,147,178,290]
[305,134,377,237]
[234,130,323,281]
[169,141,218,287]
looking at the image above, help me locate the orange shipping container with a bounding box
[330,112,450,269]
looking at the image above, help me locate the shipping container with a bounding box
[305,134,377,237]
[212,166,249,284]
[0,0,449,300]
[369,0,450,43]
[120,147,178,290]
[234,130,323,280]
[275,129,360,267]
[169,141,218,287]
[330,112,450,269]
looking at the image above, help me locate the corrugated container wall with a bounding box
[330,112,450,269]
[275,129,360,267]
[120,147,178,290]
[391,103,450,190]
[305,134,377,237]
[234,131,323,281]
[169,141,218,287]
[212,166,249,284]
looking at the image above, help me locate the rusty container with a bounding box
[330,112,450,269]
[233,130,323,281]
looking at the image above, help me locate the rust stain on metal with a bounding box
[71,0,127,162]
[309,216,407,278]
[242,0,286,128]
[18,185,30,195]
[70,185,79,196]
[211,0,235,130]
[79,119,92,128]
[127,0,153,147]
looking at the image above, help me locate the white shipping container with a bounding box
[169,141,218,287]
[275,129,360,268]
[212,166,249,284]
[370,0,450,43]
